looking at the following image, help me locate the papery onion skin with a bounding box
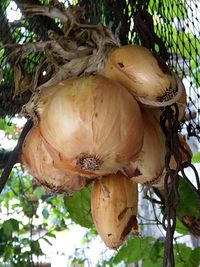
[154,134,193,190]
[39,74,144,176]
[21,126,92,194]
[104,45,182,107]
[123,109,165,185]
[91,173,138,249]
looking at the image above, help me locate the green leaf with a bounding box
[149,0,188,19]
[0,119,16,135]
[174,243,192,263]
[192,152,200,163]
[112,236,155,264]
[175,219,190,235]
[142,258,163,267]
[155,23,200,60]
[2,219,19,236]
[33,186,46,199]
[177,177,200,219]
[64,186,93,228]
[42,208,49,219]
[190,247,200,267]
[149,239,164,262]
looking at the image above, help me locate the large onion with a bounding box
[39,74,144,176]
[91,173,138,249]
[104,45,182,107]
[21,126,93,194]
[122,109,166,185]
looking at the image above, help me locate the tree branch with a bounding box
[0,150,13,169]
[0,119,33,193]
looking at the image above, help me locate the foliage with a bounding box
[192,152,200,164]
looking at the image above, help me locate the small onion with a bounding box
[21,126,92,194]
[154,134,193,190]
[104,45,182,107]
[91,173,138,249]
[39,74,144,176]
[122,109,165,185]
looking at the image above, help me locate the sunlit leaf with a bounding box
[177,177,200,219]
[33,186,46,199]
[176,219,190,235]
[192,152,200,163]
[64,186,93,228]
[112,236,155,264]
[190,247,200,267]
[149,0,188,19]
[2,219,19,236]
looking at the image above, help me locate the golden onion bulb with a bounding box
[91,173,138,249]
[123,109,165,185]
[104,45,182,107]
[39,74,144,176]
[154,134,192,190]
[21,126,92,194]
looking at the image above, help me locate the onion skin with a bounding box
[39,74,144,176]
[104,45,182,107]
[154,134,193,190]
[143,76,187,122]
[123,109,165,185]
[91,173,138,249]
[21,126,92,194]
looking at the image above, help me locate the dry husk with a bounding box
[6,5,120,119]
[91,173,138,249]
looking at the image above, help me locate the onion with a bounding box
[153,134,192,190]
[91,173,138,249]
[143,76,187,122]
[39,74,144,176]
[21,126,93,194]
[122,109,165,185]
[104,45,182,107]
